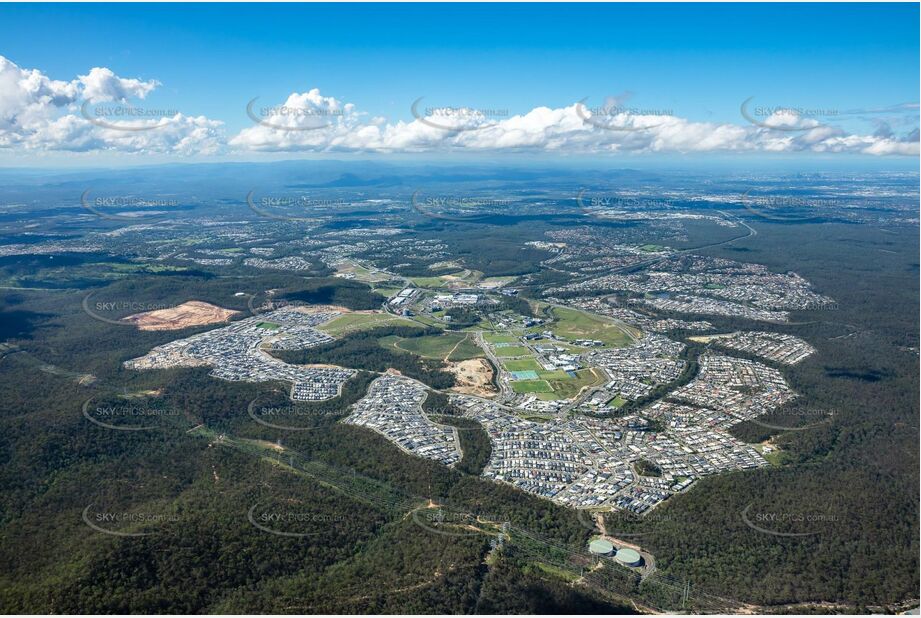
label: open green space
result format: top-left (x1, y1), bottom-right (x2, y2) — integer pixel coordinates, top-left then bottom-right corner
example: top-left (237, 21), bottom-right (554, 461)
top-left (409, 276), bottom-right (447, 288)
top-left (608, 395), bottom-right (628, 408)
top-left (545, 306), bottom-right (633, 347)
top-left (484, 333), bottom-right (519, 344)
top-left (382, 332), bottom-right (483, 361)
top-left (318, 312), bottom-right (420, 336)
top-left (256, 321), bottom-right (280, 330)
top-left (502, 358), bottom-right (542, 372)
top-left (99, 262), bottom-right (190, 274)
top-left (511, 379), bottom-right (553, 394)
top-left (536, 369), bottom-right (571, 381)
top-left (534, 368), bottom-right (606, 401)
top-left (494, 345), bottom-right (532, 358)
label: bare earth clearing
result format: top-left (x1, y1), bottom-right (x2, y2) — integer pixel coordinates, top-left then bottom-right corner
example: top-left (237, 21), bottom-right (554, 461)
top-left (122, 300), bottom-right (238, 331)
top-left (448, 358), bottom-right (497, 397)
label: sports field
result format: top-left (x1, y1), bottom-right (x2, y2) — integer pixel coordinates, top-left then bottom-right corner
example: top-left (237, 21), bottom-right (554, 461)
top-left (502, 358), bottom-right (542, 372)
top-left (511, 370), bottom-right (539, 380)
top-left (494, 345), bottom-right (532, 357)
top-left (511, 379), bottom-right (553, 394)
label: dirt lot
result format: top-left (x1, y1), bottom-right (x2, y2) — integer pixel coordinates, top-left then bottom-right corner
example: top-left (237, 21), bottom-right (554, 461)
top-left (447, 358), bottom-right (497, 397)
top-left (122, 300), bottom-right (238, 331)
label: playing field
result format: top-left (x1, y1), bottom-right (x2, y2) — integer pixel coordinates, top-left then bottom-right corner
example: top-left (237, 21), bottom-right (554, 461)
top-left (494, 345), bottom-right (532, 357)
top-left (609, 394), bottom-right (628, 408)
top-left (511, 379), bottom-right (553, 394)
top-left (510, 370), bottom-right (539, 380)
top-left (502, 358), bottom-right (542, 372)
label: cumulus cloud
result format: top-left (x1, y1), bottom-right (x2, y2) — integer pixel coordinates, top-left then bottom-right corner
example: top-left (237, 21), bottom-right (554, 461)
top-left (77, 67), bottom-right (159, 103)
top-left (0, 54), bottom-right (916, 158)
top-left (231, 91), bottom-right (919, 157)
top-left (0, 55), bottom-right (224, 154)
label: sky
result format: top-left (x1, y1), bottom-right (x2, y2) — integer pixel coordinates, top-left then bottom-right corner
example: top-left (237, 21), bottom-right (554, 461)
top-left (0, 2), bottom-right (918, 168)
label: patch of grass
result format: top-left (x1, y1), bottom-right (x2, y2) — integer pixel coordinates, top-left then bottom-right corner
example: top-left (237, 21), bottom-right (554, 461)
top-left (543, 368), bottom-right (605, 400)
top-left (409, 276), bottom-right (447, 288)
top-left (447, 337), bottom-right (484, 361)
top-left (484, 333), bottom-right (519, 344)
top-left (526, 561), bottom-right (580, 582)
top-left (502, 359), bottom-right (542, 372)
top-left (494, 345), bottom-right (532, 358)
top-left (256, 321), bottom-right (280, 330)
top-left (373, 286), bottom-right (404, 298)
top-left (319, 312), bottom-right (419, 336)
top-left (384, 333), bottom-right (482, 360)
top-left (547, 306), bottom-right (633, 347)
top-left (763, 449), bottom-right (789, 466)
top-left (609, 395), bottom-right (628, 408)
top-left (511, 379), bottom-right (553, 394)
top-left (536, 370), bottom-right (571, 381)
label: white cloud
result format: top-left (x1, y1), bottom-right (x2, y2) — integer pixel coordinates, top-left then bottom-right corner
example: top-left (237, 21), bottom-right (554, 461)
top-left (231, 92), bottom-right (919, 157)
top-left (0, 54), bottom-right (916, 158)
top-left (78, 67), bottom-right (159, 103)
top-left (0, 55), bottom-right (223, 155)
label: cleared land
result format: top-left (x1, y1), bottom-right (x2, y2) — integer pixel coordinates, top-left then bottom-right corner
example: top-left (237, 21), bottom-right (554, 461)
top-left (544, 306), bottom-right (634, 347)
top-left (318, 312), bottom-right (419, 336)
top-left (530, 367), bottom-right (607, 401)
top-left (383, 333), bottom-right (483, 361)
top-left (447, 358), bottom-right (497, 397)
top-left (121, 300), bottom-right (238, 331)
top-left (333, 259), bottom-right (392, 283)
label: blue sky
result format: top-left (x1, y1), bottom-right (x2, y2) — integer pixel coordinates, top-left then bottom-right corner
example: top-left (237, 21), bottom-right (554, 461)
top-left (0, 3), bottom-right (918, 166)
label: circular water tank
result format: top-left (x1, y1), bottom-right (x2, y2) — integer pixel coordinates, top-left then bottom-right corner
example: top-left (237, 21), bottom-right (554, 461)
top-left (615, 547), bottom-right (643, 567)
top-left (588, 539), bottom-right (614, 555)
